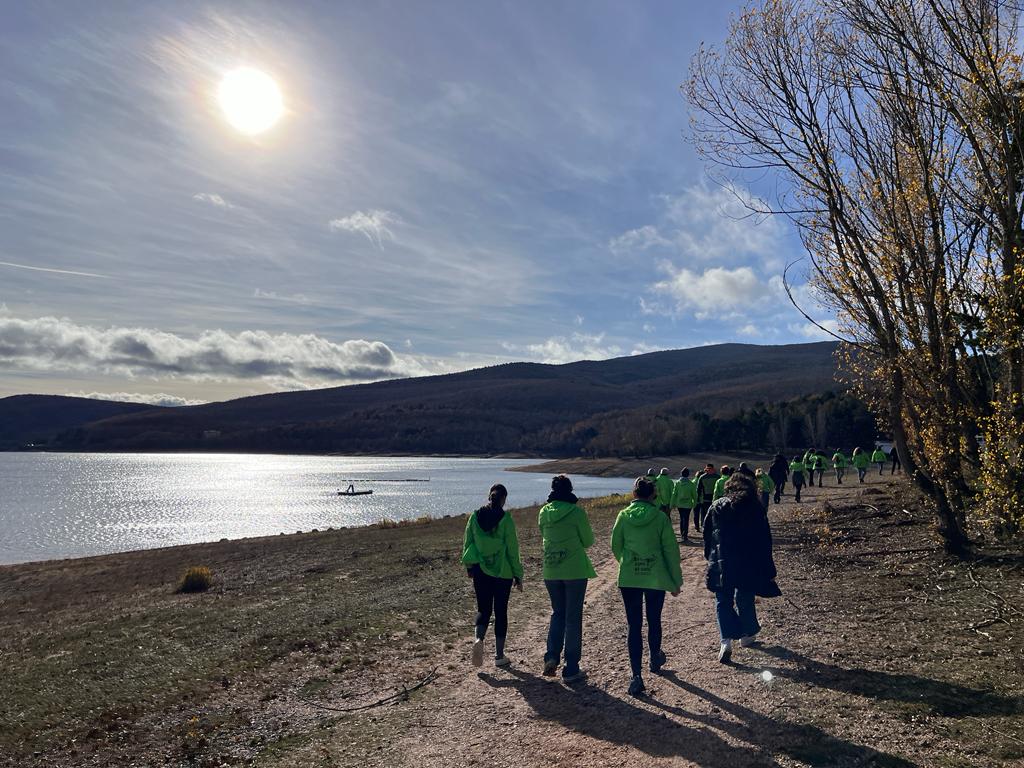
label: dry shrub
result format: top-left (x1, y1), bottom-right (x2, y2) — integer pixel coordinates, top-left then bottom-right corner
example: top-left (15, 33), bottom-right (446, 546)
top-left (176, 566), bottom-right (213, 594)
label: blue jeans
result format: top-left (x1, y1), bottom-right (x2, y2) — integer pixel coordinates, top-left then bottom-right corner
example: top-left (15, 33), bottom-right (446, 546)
top-left (857, 467), bottom-right (867, 482)
top-left (544, 579), bottom-right (587, 676)
top-left (715, 588), bottom-right (760, 641)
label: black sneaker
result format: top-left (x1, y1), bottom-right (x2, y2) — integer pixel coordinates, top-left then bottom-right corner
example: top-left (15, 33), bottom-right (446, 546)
top-left (627, 675), bottom-right (646, 697)
top-left (650, 650), bottom-right (667, 674)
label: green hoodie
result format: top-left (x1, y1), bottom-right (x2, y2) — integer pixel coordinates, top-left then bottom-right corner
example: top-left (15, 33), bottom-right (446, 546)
top-left (871, 449), bottom-right (888, 463)
top-left (713, 474), bottom-right (728, 501)
top-left (461, 511), bottom-right (524, 580)
top-left (611, 500), bottom-right (682, 591)
top-left (832, 451), bottom-right (848, 468)
top-left (538, 500), bottom-right (597, 580)
top-left (654, 473), bottom-right (675, 508)
top-left (790, 459), bottom-right (806, 479)
top-left (852, 450), bottom-right (870, 469)
top-left (697, 471), bottom-right (720, 502)
top-left (672, 477), bottom-right (697, 509)
top-left (758, 474), bottom-right (775, 494)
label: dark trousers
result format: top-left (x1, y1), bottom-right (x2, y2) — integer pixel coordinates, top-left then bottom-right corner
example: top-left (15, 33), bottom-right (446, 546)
top-left (857, 467), bottom-right (867, 482)
top-left (695, 501), bottom-right (710, 531)
top-left (715, 588), bottom-right (760, 641)
top-left (772, 480), bottom-right (785, 504)
top-left (544, 579), bottom-right (587, 676)
top-left (472, 570), bottom-right (513, 641)
top-left (792, 474), bottom-right (804, 502)
top-left (678, 507), bottom-right (694, 540)
top-left (620, 587), bottom-right (665, 677)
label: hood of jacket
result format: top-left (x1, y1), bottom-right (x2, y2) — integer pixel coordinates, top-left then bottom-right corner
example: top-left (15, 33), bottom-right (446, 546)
top-left (618, 500), bottom-right (661, 527)
top-left (539, 499), bottom-right (579, 525)
top-left (475, 504), bottom-right (505, 532)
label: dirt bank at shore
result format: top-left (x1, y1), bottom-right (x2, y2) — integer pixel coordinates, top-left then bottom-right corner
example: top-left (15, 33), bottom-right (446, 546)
top-left (2, 473), bottom-right (1021, 767)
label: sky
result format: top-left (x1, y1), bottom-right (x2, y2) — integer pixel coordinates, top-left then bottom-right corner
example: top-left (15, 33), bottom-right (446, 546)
top-left (0, 1), bottom-right (833, 406)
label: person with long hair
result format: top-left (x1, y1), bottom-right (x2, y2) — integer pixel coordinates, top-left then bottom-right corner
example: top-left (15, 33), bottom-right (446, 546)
top-left (461, 483), bottom-right (523, 668)
top-left (703, 472), bottom-right (781, 663)
top-left (611, 477), bottom-right (683, 696)
top-left (538, 475), bottom-right (596, 683)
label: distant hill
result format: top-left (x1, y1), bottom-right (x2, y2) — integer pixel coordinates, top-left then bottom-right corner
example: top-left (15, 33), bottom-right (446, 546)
top-left (0, 395), bottom-right (164, 449)
top-left (1, 342), bottom-right (851, 455)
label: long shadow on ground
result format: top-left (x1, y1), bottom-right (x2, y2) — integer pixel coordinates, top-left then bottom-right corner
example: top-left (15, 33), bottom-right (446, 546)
top-left (657, 670), bottom-right (918, 767)
top-left (478, 669), bottom-right (780, 767)
top-left (758, 645), bottom-right (1024, 717)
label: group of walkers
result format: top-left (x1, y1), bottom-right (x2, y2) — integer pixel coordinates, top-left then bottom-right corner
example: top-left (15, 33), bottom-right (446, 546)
top-left (460, 472), bottom-right (780, 696)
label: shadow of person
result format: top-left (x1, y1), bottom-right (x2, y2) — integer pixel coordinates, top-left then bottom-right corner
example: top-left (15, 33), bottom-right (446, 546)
top-left (658, 671), bottom-right (918, 767)
top-left (477, 668), bottom-right (781, 767)
top-left (757, 645), bottom-right (1024, 717)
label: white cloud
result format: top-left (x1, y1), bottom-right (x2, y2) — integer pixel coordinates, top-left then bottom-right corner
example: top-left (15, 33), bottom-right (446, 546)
top-left (609, 182), bottom-right (787, 269)
top-left (329, 209), bottom-right (398, 248)
top-left (653, 265), bottom-right (771, 319)
top-left (642, 323), bottom-right (656, 334)
top-left (64, 391), bottom-right (207, 407)
top-left (788, 320), bottom-right (841, 340)
top-left (0, 315), bottom-right (433, 388)
top-left (0, 260), bottom-right (108, 279)
top-left (608, 225), bottom-right (670, 255)
top-left (504, 332), bottom-right (623, 365)
top-left (192, 192), bottom-right (233, 209)
top-left (631, 342), bottom-right (662, 356)
top-left (253, 288), bottom-right (312, 305)
top-left (737, 323), bottom-right (761, 337)
top-left (574, 314), bottom-right (585, 326)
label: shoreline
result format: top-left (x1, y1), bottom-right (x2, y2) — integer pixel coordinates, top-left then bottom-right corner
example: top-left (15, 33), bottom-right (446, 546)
top-left (508, 451), bottom-right (776, 478)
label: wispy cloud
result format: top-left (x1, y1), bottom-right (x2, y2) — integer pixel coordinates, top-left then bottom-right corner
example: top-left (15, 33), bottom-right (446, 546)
top-left (0, 261), bottom-right (109, 279)
top-left (65, 391), bottom-right (207, 407)
top-left (192, 192), bottom-right (234, 209)
top-left (329, 210), bottom-right (399, 249)
top-left (253, 288), bottom-right (312, 305)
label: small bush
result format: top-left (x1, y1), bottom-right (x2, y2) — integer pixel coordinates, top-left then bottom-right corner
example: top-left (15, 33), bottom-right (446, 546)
top-left (176, 566), bottom-right (213, 594)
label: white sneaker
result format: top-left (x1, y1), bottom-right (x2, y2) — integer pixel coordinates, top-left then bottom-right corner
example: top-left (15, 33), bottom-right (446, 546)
top-left (494, 655), bottom-right (511, 668)
top-left (718, 639), bottom-right (733, 663)
top-left (739, 635), bottom-right (757, 647)
top-left (471, 638), bottom-right (484, 667)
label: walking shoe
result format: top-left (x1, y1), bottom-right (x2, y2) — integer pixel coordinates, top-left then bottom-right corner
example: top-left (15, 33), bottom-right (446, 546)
top-left (738, 635), bottom-right (758, 648)
top-left (718, 639), bottom-right (733, 664)
top-left (650, 650), bottom-right (667, 674)
top-left (627, 675), bottom-right (646, 697)
top-left (494, 655), bottom-right (512, 668)
top-left (562, 669), bottom-right (586, 684)
top-left (542, 658), bottom-right (558, 677)
top-left (471, 638), bottom-right (484, 667)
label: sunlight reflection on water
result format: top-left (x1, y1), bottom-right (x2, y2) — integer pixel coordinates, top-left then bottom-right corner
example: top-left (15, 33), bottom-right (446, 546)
top-left (0, 453), bottom-right (633, 564)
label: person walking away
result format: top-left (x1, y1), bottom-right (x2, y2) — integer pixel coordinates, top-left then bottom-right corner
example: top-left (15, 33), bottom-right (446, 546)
top-left (789, 456), bottom-right (807, 502)
top-left (852, 447), bottom-right (869, 483)
top-left (768, 453), bottom-right (788, 503)
top-left (461, 484), bottom-right (523, 668)
top-left (713, 465), bottom-right (733, 501)
top-left (611, 477), bottom-right (683, 696)
top-left (695, 463), bottom-right (719, 533)
top-left (737, 462), bottom-right (755, 479)
top-left (871, 446), bottom-right (888, 476)
top-left (703, 472), bottom-right (781, 663)
top-left (755, 468), bottom-right (774, 509)
top-left (655, 468), bottom-right (675, 517)
top-left (674, 468), bottom-right (698, 542)
top-left (890, 447), bottom-right (902, 474)
top-left (538, 475), bottom-right (595, 684)
top-left (832, 450), bottom-right (848, 485)
top-left (813, 451), bottom-right (827, 487)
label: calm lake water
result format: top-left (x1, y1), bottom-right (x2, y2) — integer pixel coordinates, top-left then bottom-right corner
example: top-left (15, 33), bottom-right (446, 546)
top-left (0, 453), bottom-right (633, 565)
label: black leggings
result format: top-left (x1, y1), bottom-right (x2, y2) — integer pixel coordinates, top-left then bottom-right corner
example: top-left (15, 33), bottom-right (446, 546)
top-left (620, 587), bottom-right (666, 677)
top-left (472, 570), bottom-right (513, 640)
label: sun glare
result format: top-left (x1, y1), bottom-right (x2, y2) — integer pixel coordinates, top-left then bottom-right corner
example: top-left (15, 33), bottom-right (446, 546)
top-left (217, 67), bottom-right (283, 135)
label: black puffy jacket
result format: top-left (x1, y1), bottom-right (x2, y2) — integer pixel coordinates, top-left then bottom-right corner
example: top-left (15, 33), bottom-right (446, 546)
top-left (768, 454), bottom-right (789, 485)
top-left (703, 490), bottom-right (781, 597)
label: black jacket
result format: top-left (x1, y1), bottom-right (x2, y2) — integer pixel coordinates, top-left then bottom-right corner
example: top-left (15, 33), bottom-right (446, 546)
top-left (768, 454), bottom-right (789, 484)
top-left (703, 491), bottom-right (781, 597)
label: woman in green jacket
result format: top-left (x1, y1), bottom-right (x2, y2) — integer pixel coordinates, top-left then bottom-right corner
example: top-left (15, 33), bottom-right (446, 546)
top-left (462, 484), bottom-right (523, 668)
top-left (871, 447), bottom-right (888, 476)
top-left (611, 477), bottom-right (683, 697)
top-left (852, 447), bottom-right (870, 483)
top-left (538, 475), bottom-right (596, 683)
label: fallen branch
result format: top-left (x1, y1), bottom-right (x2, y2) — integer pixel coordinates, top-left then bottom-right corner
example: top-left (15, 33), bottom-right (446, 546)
top-left (965, 716), bottom-right (1024, 747)
top-left (295, 668), bottom-right (439, 713)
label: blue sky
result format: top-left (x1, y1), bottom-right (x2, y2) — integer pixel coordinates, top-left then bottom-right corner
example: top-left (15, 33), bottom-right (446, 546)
top-left (0, 1), bottom-right (831, 405)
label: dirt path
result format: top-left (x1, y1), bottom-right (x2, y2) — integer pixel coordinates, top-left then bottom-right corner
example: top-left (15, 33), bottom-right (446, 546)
top-left (379, 478), bottom-right (1015, 768)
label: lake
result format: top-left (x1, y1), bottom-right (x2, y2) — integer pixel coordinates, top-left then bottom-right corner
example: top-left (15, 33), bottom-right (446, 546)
top-left (0, 453), bottom-right (634, 565)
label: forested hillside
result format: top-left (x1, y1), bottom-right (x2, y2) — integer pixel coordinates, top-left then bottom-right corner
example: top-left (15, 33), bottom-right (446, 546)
top-left (1, 342), bottom-right (875, 455)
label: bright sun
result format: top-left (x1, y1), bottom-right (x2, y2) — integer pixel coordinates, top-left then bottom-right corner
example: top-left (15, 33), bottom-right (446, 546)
top-left (217, 67), bottom-right (283, 135)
